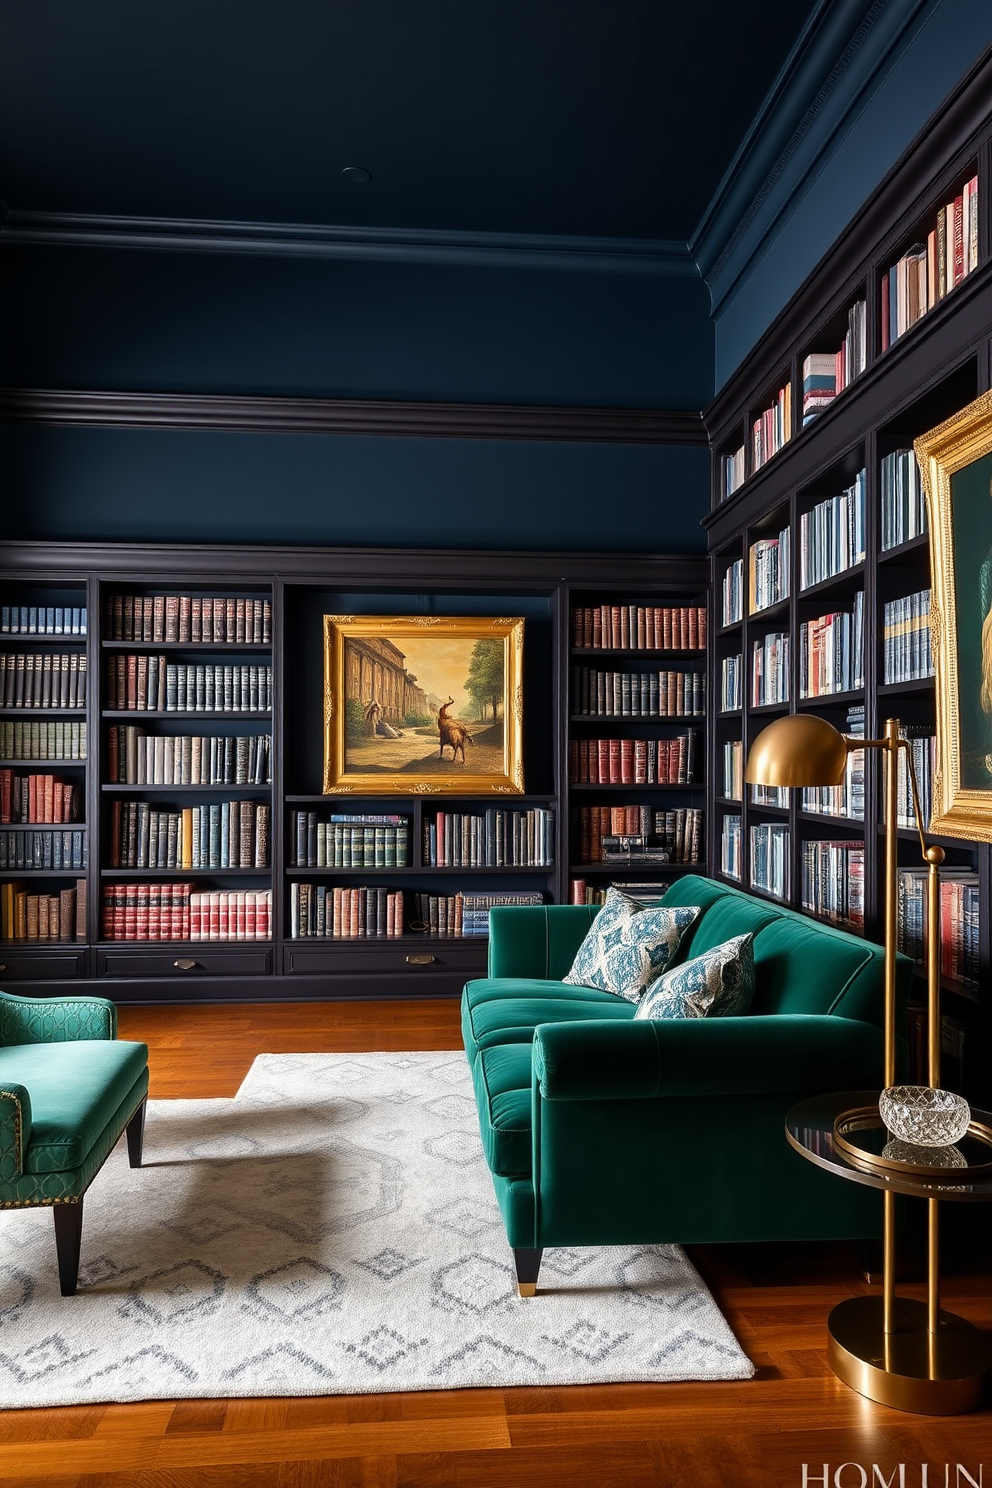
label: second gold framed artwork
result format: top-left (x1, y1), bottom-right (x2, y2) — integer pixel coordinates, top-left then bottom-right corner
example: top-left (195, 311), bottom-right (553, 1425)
top-left (323, 615), bottom-right (525, 795)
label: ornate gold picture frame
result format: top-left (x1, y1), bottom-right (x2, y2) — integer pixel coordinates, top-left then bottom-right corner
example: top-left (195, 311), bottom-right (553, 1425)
top-left (323, 615), bottom-right (525, 795)
top-left (916, 389), bottom-right (992, 840)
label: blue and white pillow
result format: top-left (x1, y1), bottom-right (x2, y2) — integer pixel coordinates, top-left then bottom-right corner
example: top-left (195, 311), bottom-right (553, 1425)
top-left (634, 933), bottom-right (755, 1020)
top-left (562, 886), bottom-right (700, 1003)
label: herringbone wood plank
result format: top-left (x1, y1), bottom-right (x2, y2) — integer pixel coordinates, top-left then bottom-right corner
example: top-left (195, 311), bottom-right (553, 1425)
top-left (4, 1001), bottom-right (991, 1488)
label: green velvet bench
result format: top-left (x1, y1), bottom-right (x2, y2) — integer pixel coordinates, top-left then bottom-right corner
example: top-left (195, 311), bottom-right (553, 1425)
top-left (461, 874), bottom-right (911, 1296)
top-left (0, 989), bottom-right (149, 1295)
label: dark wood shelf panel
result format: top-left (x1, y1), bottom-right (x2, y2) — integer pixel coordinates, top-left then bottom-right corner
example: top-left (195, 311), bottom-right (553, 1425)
top-left (0, 709), bottom-right (86, 719)
top-left (567, 782), bottom-right (702, 792)
top-left (747, 801), bottom-right (790, 816)
top-left (568, 714), bottom-right (705, 724)
top-left (0, 758), bottom-right (86, 768)
top-left (569, 861), bottom-right (705, 875)
top-left (286, 864), bottom-right (553, 875)
top-left (101, 783), bottom-right (271, 793)
top-left (877, 534), bottom-right (930, 563)
top-left (0, 869), bottom-right (88, 878)
top-left (102, 640), bottom-right (271, 653)
top-left (570, 648), bottom-right (706, 659)
top-left (100, 867), bottom-right (271, 877)
top-left (796, 688), bottom-right (865, 709)
top-left (797, 562), bottom-right (866, 600)
top-left (797, 811), bottom-right (865, 828)
top-left (102, 710), bottom-right (272, 720)
top-left (876, 677), bottom-right (935, 695)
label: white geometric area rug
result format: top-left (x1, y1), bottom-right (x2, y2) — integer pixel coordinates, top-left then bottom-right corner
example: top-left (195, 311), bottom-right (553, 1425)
top-left (0, 1051), bottom-right (754, 1407)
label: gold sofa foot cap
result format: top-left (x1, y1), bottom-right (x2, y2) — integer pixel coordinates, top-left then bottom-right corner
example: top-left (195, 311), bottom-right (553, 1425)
top-left (518, 1283), bottom-right (537, 1298)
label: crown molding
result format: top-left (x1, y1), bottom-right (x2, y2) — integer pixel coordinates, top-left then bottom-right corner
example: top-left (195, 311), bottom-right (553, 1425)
top-left (691, 0), bottom-right (936, 314)
top-left (0, 211), bottom-right (697, 278)
top-left (0, 388), bottom-right (708, 447)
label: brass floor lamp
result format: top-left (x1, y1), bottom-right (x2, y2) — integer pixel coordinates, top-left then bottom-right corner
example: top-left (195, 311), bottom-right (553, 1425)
top-left (747, 712), bottom-right (992, 1412)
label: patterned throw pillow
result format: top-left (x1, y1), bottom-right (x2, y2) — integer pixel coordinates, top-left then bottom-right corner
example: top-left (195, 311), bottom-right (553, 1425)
top-left (634, 933), bottom-right (755, 1021)
top-left (562, 886), bottom-right (700, 1003)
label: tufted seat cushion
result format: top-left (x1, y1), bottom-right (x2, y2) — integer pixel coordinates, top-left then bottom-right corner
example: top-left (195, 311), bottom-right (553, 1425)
top-left (0, 1040), bottom-right (149, 1174)
top-left (462, 977), bottom-right (633, 1063)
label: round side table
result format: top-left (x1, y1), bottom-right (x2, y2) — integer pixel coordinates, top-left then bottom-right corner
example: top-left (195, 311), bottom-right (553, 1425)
top-left (786, 1090), bottom-right (992, 1415)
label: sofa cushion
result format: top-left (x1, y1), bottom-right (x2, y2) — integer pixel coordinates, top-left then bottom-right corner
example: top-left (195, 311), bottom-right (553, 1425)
top-left (0, 1040), bottom-right (148, 1174)
top-left (635, 933), bottom-right (755, 1021)
top-left (462, 977), bottom-right (632, 1061)
top-left (470, 1042), bottom-right (534, 1178)
top-left (561, 887), bottom-right (700, 1001)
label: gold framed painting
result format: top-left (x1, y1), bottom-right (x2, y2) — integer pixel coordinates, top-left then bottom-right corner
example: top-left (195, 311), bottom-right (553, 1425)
top-left (323, 615), bottom-right (525, 795)
top-left (916, 388), bottom-right (992, 840)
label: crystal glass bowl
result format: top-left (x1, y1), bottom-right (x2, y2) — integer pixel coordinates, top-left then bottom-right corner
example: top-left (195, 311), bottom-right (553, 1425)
top-left (879, 1085), bottom-right (971, 1147)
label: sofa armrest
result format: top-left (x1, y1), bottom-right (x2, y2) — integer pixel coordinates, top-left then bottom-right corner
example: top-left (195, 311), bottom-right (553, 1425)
top-left (0, 989), bottom-right (117, 1045)
top-left (487, 905), bottom-right (599, 980)
top-left (0, 1084), bottom-right (32, 1177)
top-left (533, 1015), bottom-right (886, 1100)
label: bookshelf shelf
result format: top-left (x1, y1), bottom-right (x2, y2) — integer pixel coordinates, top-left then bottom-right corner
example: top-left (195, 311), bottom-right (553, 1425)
top-left (705, 52), bottom-right (991, 1103)
top-left (102, 710), bottom-right (272, 720)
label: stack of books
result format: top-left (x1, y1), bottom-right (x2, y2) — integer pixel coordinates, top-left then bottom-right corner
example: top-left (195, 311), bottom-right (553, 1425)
top-left (723, 445), bottom-right (746, 500)
top-left (0, 827), bottom-right (86, 870)
top-left (722, 740), bottom-right (743, 801)
top-left (0, 654), bottom-right (87, 708)
top-left (0, 770), bottom-right (80, 823)
top-left (882, 174), bottom-right (979, 349)
top-left (103, 593), bottom-right (271, 645)
top-left (290, 884), bottom-right (405, 938)
top-left (801, 840), bottom-right (864, 929)
top-left (751, 384), bottom-right (792, 473)
top-left (569, 731), bottom-right (699, 784)
top-left (749, 528), bottom-right (791, 613)
top-left (0, 720), bottom-right (86, 760)
top-left (424, 807), bottom-right (554, 867)
top-left (896, 725), bottom-right (936, 831)
top-left (571, 668), bottom-right (705, 718)
top-left (749, 823), bottom-right (789, 899)
top-left (721, 559), bottom-right (744, 625)
top-left (798, 471), bottom-right (866, 588)
top-left (751, 632), bottom-right (790, 706)
top-left (108, 799), bottom-right (269, 870)
top-left (107, 728), bottom-right (272, 785)
top-left (883, 590), bottom-right (934, 683)
top-left (897, 868), bottom-right (980, 994)
top-left (289, 813), bottom-right (411, 869)
top-left (0, 879), bottom-right (86, 941)
top-left (879, 450), bottom-right (926, 550)
top-left (571, 605), bottom-right (706, 650)
top-left (1, 606), bottom-right (87, 635)
top-left (105, 656), bottom-right (272, 713)
top-left (801, 705), bottom-right (865, 819)
top-left (800, 302), bottom-right (866, 426)
top-left (721, 813), bottom-right (742, 880)
top-left (720, 655), bottom-right (742, 711)
top-left (101, 883), bottom-right (272, 941)
top-left (798, 592), bottom-right (864, 698)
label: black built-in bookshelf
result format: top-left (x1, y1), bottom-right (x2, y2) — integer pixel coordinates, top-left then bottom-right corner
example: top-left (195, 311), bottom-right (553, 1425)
top-left (704, 47), bottom-right (992, 1105)
top-left (0, 547), bottom-right (707, 1002)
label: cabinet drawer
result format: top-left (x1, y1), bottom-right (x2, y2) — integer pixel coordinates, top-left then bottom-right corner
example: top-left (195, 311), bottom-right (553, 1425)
top-left (0, 951), bottom-right (86, 981)
top-left (284, 942), bottom-right (488, 977)
top-left (98, 948), bottom-right (272, 979)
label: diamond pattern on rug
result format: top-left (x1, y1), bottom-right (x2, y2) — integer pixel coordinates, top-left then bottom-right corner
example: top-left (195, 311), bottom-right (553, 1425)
top-left (0, 1050), bottom-right (754, 1407)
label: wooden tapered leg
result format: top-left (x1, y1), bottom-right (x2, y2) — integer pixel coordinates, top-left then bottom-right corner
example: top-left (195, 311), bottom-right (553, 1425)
top-left (126, 1097), bottom-right (147, 1167)
top-left (53, 1201), bottom-right (83, 1297)
top-left (513, 1247), bottom-right (543, 1298)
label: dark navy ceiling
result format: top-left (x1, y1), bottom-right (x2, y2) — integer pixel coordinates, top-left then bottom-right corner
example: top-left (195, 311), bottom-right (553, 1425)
top-left (0, 0), bottom-right (821, 241)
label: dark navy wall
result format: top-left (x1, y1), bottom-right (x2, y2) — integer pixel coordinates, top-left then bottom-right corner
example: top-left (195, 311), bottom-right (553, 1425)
top-left (713, 1), bottom-right (991, 388)
top-left (0, 243), bottom-right (713, 551)
top-left (0, 423), bottom-right (710, 553)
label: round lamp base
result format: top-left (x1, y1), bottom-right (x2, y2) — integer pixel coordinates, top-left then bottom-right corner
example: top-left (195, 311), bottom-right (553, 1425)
top-left (828, 1296), bottom-right (992, 1414)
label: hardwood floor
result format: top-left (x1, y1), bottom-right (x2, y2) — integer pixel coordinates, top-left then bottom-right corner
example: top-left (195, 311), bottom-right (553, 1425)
top-left (4, 999), bottom-right (992, 1488)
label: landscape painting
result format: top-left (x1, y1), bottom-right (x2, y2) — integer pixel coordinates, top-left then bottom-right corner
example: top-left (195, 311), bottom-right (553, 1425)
top-left (323, 615), bottom-right (525, 794)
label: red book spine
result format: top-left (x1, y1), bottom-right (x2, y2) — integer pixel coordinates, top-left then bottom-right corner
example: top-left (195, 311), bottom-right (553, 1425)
top-left (608, 738), bottom-right (621, 784)
top-left (619, 738), bottom-right (634, 785)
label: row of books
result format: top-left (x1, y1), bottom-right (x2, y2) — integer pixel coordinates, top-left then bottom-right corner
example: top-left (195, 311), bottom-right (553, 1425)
top-left (0, 653), bottom-right (88, 709)
top-left (721, 557), bottom-right (744, 626)
top-left (752, 383), bottom-right (792, 473)
top-left (751, 783), bottom-right (788, 807)
top-left (107, 727), bottom-right (272, 786)
top-left (882, 589), bottom-right (933, 684)
top-left (751, 632), bottom-right (790, 707)
top-left (568, 879), bottom-right (669, 907)
top-left (722, 445), bottom-right (746, 501)
top-left (880, 448), bottom-right (926, 551)
top-left (750, 528), bottom-right (791, 614)
top-left (722, 741), bottom-right (743, 801)
top-left (798, 593), bottom-right (865, 698)
top-left (1, 880), bottom-right (86, 941)
top-left (750, 822), bottom-right (790, 899)
top-left (101, 884), bottom-right (272, 941)
top-left (289, 813), bottom-right (411, 868)
top-left (411, 890), bottom-right (543, 937)
top-left (1, 607), bottom-right (87, 636)
top-left (881, 175), bottom-right (979, 349)
top-left (570, 605), bottom-right (706, 651)
top-left (720, 654), bottom-right (742, 711)
top-left (574, 806), bottom-right (703, 865)
top-left (0, 770), bottom-right (80, 824)
top-left (801, 705), bottom-right (865, 819)
top-left (721, 813), bottom-right (742, 880)
top-left (423, 808), bottom-right (555, 868)
top-left (103, 594), bottom-right (272, 645)
top-left (108, 799), bottom-right (270, 870)
top-left (800, 840), bottom-right (864, 930)
top-left (897, 868), bottom-right (979, 993)
top-left (800, 301), bottom-right (867, 426)
top-left (568, 731), bottom-right (700, 785)
top-left (105, 656), bottom-right (272, 713)
top-left (0, 720), bottom-right (86, 761)
top-left (571, 668), bottom-right (705, 718)
top-left (798, 470), bottom-right (866, 588)
top-left (896, 725), bottom-right (936, 831)
top-left (0, 828), bottom-right (87, 871)
top-left (290, 884), bottom-right (406, 938)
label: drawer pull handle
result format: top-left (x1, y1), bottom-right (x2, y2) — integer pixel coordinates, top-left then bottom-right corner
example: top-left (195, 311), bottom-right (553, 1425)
top-left (405, 953), bottom-right (436, 965)
top-left (173, 958), bottom-right (199, 971)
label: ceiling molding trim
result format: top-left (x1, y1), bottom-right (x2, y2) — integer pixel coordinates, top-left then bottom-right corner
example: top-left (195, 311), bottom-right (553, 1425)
top-left (691, 0), bottom-right (936, 314)
top-left (0, 388), bottom-right (709, 448)
top-left (0, 212), bottom-right (698, 278)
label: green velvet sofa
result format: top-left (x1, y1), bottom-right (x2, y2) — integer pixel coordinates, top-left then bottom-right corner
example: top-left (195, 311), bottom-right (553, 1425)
top-left (0, 989), bottom-right (149, 1295)
top-left (461, 874), bottom-right (911, 1295)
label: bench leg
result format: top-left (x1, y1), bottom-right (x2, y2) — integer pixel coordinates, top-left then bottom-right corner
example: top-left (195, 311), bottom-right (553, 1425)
top-left (126, 1097), bottom-right (147, 1168)
top-left (513, 1247), bottom-right (543, 1298)
top-left (54, 1201), bottom-right (83, 1297)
